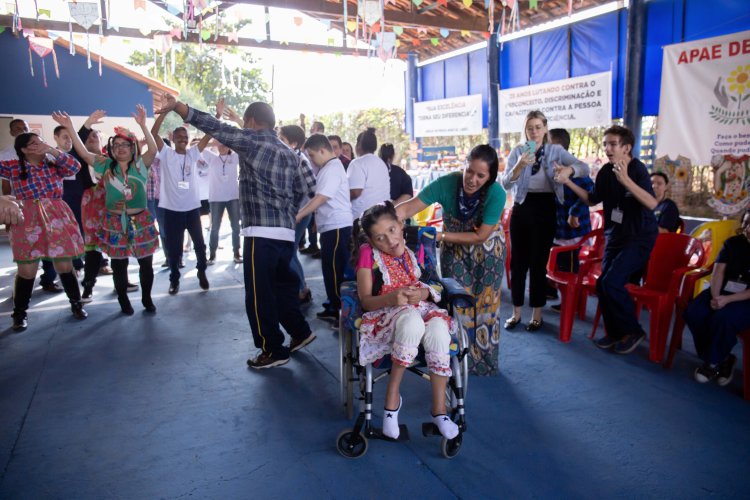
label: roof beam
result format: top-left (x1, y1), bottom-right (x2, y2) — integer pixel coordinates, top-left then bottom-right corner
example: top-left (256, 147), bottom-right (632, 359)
top-left (219, 0), bottom-right (489, 31)
top-left (0, 15), bottom-right (368, 57)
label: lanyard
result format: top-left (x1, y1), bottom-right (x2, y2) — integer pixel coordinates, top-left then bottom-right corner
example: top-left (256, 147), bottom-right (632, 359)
top-left (181, 153), bottom-right (188, 182)
top-left (393, 255), bottom-right (410, 276)
top-left (120, 163), bottom-right (129, 187)
top-left (219, 153), bottom-right (229, 176)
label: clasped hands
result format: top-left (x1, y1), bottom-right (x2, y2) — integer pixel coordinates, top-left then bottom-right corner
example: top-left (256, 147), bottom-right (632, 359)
top-left (388, 286), bottom-right (426, 307)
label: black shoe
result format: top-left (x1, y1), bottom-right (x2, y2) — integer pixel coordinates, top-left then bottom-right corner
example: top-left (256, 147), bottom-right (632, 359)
top-left (717, 355), bottom-right (737, 386)
top-left (310, 250), bottom-right (322, 259)
top-left (300, 245), bottom-right (319, 255)
top-left (694, 363), bottom-right (719, 384)
top-left (142, 299), bottom-right (157, 313)
top-left (247, 351), bottom-right (290, 369)
top-left (71, 302), bottom-right (88, 320)
top-left (118, 295), bottom-right (134, 315)
top-left (41, 282), bottom-right (64, 293)
top-left (613, 331), bottom-right (646, 355)
top-left (197, 270), bottom-right (209, 290)
top-left (504, 316), bottom-right (521, 330)
top-left (179, 259), bottom-right (185, 269)
top-left (81, 285), bottom-right (94, 304)
top-left (169, 282), bottom-right (179, 295)
top-left (525, 318), bottom-right (544, 332)
top-left (594, 336), bottom-right (618, 349)
top-left (208, 252), bottom-right (216, 266)
top-left (126, 282), bottom-right (139, 293)
top-left (161, 261), bottom-right (169, 268)
top-left (233, 254), bottom-right (243, 264)
top-left (290, 333), bottom-right (317, 353)
top-left (550, 304), bottom-right (562, 313)
top-left (316, 308), bottom-right (338, 321)
top-left (11, 312), bottom-right (27, 331)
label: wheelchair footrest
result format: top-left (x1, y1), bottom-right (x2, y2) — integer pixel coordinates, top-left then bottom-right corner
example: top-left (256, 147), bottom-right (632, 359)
top-left (422, 422), bottom-right (441, 438)
top-left (369, 425), bottom-right (410, 442)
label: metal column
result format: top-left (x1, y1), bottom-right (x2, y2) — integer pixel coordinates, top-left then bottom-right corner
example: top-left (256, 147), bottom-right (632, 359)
top-left (405, 52), bottom-right (419, 141)
top-left (488, 34), bottom-right (500, 149)
top-left (622, 0), bottom-right (647, 157)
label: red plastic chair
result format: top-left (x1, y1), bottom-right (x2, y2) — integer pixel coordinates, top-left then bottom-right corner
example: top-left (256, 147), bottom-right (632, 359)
top-left (501, 207), bottom-right (512, 289)
top-left (546, 228), bottom-right (605, 342)
top-left (625, 233), bottom-right (705, 363)
top-left (663, 264), bottom-right (714, 369)
top-left (590, 210), bottom-right (604, 230)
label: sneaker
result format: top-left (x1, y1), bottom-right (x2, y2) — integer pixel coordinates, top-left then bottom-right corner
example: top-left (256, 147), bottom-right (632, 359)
top-left (613, 331), bottom-right (646, 355)
top-left (207, 258), bottom-right (216, 266)
top-left (331, 318), bottom-right (340, 331)
top-left (694, 363), bottom-right (719, 384)
top-left (289, 333), bottom-right (317, 353)
top-left (81, 285), bottom-right (94, 303)
top-left (716, 355), bottom-right (737, 386)
top-left (41, 282), bottom-right (64, 293)
top-left (233, 254), bottom-right (243, 264)
top-left (594, 336), bottom-right (618, 349)
top-left (316, 308), bottom-right (338, 321)
top-left (99, 266), bottom-right (113, 275)
top-left (247, 351), bottom-right (290, 369)
top-left (300, 245), bottom-right (319, 255)
top-left (126, 282), bottom-right (139, 293)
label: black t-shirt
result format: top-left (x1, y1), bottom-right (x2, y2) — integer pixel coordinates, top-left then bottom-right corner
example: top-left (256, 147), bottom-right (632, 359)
top-left (654, 198), bottom-right (680, 232)
top-left (716, 235), bottom-right (750, 294)
top-left (589, 158), bottom-right (658, 246)
top-left (388, 164), bottom-right (414, 201)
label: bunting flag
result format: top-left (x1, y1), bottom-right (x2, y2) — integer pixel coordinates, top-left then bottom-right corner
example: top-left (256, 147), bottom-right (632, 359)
top-left (134, 0), bottom-right (146, 11)
top-left (69, 1), bottom-right (99, 67)
top-left (28, 36), bottom-right (60, 88)
top-left (463, 0), bottom-right (473, 7)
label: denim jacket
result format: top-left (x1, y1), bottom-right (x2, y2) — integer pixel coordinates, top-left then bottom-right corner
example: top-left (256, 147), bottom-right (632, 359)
top-left (501, 143), bottom-right (589, 205)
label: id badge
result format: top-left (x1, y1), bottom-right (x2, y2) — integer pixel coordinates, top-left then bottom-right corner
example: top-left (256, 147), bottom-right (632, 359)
top-left (178, 181), bottom-right (190, 190)
top-left (724, 280), bottom-right (748, 294)
top-left (123, 187), bottom-right (133, 201)
top-left (611, 208), bottom-right (624, 224)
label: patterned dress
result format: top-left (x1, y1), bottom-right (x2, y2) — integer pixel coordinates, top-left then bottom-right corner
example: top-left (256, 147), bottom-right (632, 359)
top-left (441, 213), bottom-right (506, 376)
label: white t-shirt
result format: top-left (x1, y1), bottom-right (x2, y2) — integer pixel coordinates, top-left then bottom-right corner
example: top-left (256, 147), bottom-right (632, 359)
top-left (0, 145), bottom-right (17, 162)
top-left (157, 145), bottom-right (202, 212)
top-left (202, 149), bottom-right (240, 202)
top-left (314, 158), bottom-right (352, 233)
top-left (347, 153), bottom-right (391, 221)
top-left (196, 156), bottom-right (210, 201)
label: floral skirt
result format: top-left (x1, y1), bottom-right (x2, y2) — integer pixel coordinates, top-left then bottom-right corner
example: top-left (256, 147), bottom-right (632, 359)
top-left (98, 210), bottom-right (159, 259)
top-left (81, 184), bottom-right (106, 250)
top-left (9, 199), bottom-right (84, 263)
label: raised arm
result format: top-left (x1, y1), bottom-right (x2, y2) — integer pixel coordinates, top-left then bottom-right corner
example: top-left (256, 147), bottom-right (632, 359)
top-left (132, 104), bottom-right (158, 167)
top-left (79, 109), bottom-right (106, 143)
top-left (51, 111), bottom-right (100, 167)
top-left (217, 97), bottom-right (244, 128)
top-left (395, 196), bottom-right (428, 220)
top-left (151, 112), bottom-right (168, 152)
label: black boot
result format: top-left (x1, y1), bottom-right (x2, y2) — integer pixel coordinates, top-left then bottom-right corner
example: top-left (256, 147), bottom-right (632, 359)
top-left (81, 250), bottom-right (103, 303)
top-left (59, 271), bottom-right (88, 320)
top-left (12, 276), bottom-right (35, 331)
top-left (139, 256), bottom-right (156, 313)
top-left (112, 259), bottom-right (134, 315)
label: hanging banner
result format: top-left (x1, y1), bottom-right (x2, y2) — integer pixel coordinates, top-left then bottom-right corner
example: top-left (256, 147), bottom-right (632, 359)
top-left (414, 94), bottom-right (483, 137)
top-left (656, 30), bottom-right (750, 164)
top-left (498, 71), bottom-right (611, 132)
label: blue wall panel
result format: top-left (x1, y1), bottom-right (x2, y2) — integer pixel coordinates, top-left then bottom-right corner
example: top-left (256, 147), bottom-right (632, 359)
top-left (421, 61), bottom-right (445, 101)
top-left (684, 0), bottom-right (750, 42)
top-left (500, 37), bottom-right (530, 89)
top-left (530, 27), bottom-right (569, 84)
top-left (617, 9), bottom-right (627, 118)
top-left (444, 55), bottom-right (469, 98)
top-left (469, 48), bottom-right (489, 127)
top-left (0, 32), bottom-right (154, 117)
top-left (642, 0), bottom-right (679, 116)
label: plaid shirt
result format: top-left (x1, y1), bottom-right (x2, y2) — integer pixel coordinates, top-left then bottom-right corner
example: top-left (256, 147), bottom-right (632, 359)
top-left (186, 107), bottom-right (316, 230)
top-left (147, 157), bottom-right (161, 200)
top-left (0, 152), bottom-right (80, 199)
top-left (555, 176), bottom-right (594, 241)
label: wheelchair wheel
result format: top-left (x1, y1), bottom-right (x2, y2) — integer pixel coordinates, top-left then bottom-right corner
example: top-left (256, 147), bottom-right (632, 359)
top-left (441, 433), bottom-right (463, 459)
top-left (336, 430), bottom-right (368, 459)
top-left (339, 325), bottom-right (354, 420)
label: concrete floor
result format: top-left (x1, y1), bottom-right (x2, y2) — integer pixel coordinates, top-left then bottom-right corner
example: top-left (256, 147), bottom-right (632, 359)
top-left (1, 222), bottom-right (749, 499)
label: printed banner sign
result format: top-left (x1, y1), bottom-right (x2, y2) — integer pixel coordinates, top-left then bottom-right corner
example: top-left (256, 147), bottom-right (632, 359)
top-left (498, 71), bottom-right (612, 132)
top-left (656, 30), bottom-right (750, 163)
top-left (414, 94), bottom-right (483, 137)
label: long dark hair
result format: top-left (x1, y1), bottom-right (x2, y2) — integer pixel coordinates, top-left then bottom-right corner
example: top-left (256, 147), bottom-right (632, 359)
top-left (360, 200), bottom-right (399, 238)
top-left (457, 144), bottom-right (499, 225)
top-left (379, 143), bottom-right (395, 165)
top-left (14, 133), bottom-right (40, 181)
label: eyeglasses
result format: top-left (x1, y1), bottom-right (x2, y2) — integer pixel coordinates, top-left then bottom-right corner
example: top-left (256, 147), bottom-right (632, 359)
top-left (112, 143), bottom-right (133, 150)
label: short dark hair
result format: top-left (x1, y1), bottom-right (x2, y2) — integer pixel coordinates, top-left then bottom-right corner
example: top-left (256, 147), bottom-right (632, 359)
top-left (356, 127), bottom-right (377, 155)
top-left (548, 128), bottom-right (570, 151)
top-left (9, 118), bottom-right (25, 131)
top-left (244, 102), bottom-right (276, 129)
top-left (650, 171), bottom-right (669, 184)
top-left (603, 125), bottom-right (635, 149)
top-left (173, 126), bottom-right (188, 136)
top-left (53, 125), bottom-right (66, 136)
top-left (311, 121), bottom-right (325, 133)
top-left (303, 133), bottom-right (333, 152)
top-left (327, 135), bottom-right (342, 147)
top-left (280, 125), bottom-right (305, 148)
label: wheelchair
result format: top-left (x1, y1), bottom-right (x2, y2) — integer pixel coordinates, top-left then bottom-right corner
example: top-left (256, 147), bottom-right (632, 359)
top-left (336, 226), bottom-right (477, 459)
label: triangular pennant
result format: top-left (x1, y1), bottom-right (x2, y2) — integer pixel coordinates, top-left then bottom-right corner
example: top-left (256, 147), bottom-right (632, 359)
top-left (134, 0), bottom-right (146, 11)
top-left (293, 16), bottom-right (303, 26)
top-left (463, 0), bottom-right (473, 7)
top-left (439, 28), bottom-right (449, 38)
top-left (347, 20), bottom-right (357, 32)
top-left (393, 26), bottom-right (404, 36)
top-left (430, 37), bottom-right (439, 46)
top-left (69, 2), bottom-right (99, 30)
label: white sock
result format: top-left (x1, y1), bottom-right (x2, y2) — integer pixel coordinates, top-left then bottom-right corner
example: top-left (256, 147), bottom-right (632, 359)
top-left (382, 397), bottom-right (402, 439)
top-left (432, 414), bottom-right (459, 440)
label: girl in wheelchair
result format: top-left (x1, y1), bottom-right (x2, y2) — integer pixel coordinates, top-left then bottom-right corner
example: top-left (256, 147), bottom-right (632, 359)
top-left (357, 201), bottom-right (459, 441)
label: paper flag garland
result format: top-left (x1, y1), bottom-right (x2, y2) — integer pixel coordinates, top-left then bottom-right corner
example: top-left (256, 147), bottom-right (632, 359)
top-left (69, 1), bottom-right (99, 68)
top-left (28, 36), bottom-right (59, 88)
top-left (440, 28), bottom-right (449, 38)
top-left (359, 0), bottom-right (381, 26)
top-left (346, 20), bottom-right (357, 32)
top-left (430, 38), bottom-right (439, 46)
top-left (463, 0), bottom-right (473, 7)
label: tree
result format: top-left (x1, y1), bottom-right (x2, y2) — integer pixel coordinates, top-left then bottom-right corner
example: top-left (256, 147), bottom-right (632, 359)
top-left (128, 41), bottom-right (269, 132)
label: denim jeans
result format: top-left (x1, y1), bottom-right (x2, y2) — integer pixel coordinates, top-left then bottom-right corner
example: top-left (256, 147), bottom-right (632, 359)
top-left (209, 199), bottom-right (241, 255)
top-left (290, 213), bottom-right (312, 292)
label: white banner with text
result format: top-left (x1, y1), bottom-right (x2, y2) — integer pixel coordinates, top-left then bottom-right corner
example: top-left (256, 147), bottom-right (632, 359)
top-left (656, 30), bottom-right (750, 164)
top-left (499, 71), bottom-right (612, 132)
top-left (414, 94), bottom-right (483, 137)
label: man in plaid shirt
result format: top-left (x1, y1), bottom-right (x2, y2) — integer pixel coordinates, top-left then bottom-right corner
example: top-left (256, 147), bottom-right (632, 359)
top-left (156, 94), bottom-right (317, 369)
